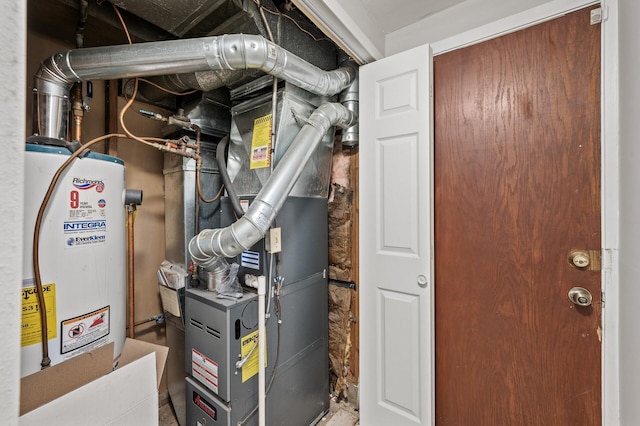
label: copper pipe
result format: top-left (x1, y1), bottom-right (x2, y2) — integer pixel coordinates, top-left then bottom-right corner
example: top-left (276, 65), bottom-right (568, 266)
top-left (126, 205), bottom-right (136, 339)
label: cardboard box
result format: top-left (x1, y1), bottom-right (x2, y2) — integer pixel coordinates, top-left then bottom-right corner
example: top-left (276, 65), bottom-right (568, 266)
top-left (19, 339), bottom-right (168, 425)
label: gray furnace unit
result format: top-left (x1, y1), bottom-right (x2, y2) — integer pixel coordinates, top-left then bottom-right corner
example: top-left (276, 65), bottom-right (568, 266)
top-left (185, 80), bottom-right (333, 425)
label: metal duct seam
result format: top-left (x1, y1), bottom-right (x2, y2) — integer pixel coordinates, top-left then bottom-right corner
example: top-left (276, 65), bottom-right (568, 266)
top-left (188, 102), bottom-right (356, 272)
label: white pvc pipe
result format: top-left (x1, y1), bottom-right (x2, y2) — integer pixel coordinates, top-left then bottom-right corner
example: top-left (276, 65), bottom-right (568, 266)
top-left (257, 275), bottom-right (266, 426)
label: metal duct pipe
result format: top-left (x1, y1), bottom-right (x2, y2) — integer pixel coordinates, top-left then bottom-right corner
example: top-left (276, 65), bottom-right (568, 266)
top-left (188, 102), bottom-right (356, 272)
top-left (339, 71), bottom-right (359, 146)
top-left (33, 34), bottom-right (357, 139)
top-left (32, 71), bottom-right (71, 140)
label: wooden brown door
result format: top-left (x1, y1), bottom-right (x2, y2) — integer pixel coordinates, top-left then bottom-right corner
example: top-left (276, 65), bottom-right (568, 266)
top-left (434, 7), bottom-right (601, 425)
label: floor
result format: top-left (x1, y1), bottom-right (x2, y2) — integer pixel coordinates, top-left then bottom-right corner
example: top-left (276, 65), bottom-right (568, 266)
top-left (317, 399), bottom-right (360, 426)
top-left (158, 402), bottom-right (179, 426)
top-left (159, 395), bottom-right (360, 425)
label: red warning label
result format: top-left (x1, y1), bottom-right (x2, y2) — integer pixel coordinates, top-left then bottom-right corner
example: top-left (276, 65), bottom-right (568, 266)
top-left (192, 349), bottom-right (219, 394)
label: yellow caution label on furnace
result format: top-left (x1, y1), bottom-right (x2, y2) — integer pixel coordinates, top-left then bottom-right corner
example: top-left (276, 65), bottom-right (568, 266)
top-left (250, 114), bottom-right (272, 170)
top-left (241, 330), bottom-right (267, 382)
top-left (21, 283), bottom-right (57, 347)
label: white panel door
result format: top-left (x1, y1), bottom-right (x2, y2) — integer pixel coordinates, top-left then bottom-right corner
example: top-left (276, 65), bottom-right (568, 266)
top-left (359, 44), bottom-right (433, 425)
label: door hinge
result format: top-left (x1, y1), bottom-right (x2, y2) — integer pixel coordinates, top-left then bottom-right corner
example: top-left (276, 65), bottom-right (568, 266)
top-left (590, 7), bottom-right (603, 25)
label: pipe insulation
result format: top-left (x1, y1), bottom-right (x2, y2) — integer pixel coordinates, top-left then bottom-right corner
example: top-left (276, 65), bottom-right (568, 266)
top-left (33, 34), bottom-right (357, 139)
top-left (188, 102), bottom-right (356, 272)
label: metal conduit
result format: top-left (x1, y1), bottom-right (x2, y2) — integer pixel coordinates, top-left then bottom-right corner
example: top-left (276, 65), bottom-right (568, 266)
top-left (188, 102), bottom-right (356, 272)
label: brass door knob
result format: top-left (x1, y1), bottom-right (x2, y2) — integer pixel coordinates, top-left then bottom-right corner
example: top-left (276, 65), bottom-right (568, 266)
top-left (568, 287), bottom-right (593, 307)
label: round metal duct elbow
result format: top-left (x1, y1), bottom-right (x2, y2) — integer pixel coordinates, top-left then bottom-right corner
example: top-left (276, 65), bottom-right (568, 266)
top-left (188, 205), bottom-right (271, 272)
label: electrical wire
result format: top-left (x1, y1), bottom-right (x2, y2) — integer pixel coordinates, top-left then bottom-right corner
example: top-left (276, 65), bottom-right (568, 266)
top-left (114, 5), bottom-right (197, 119)
top-left (257, 3), bottom-right (332, 43)
top-left (115, 7), bottom-right (215, 209)
top-left (112, 7), bottom-right (161, 150)
top-left (255, 0), bottom-right (276, 43)
top-left (111, 4), bottom-right (132, 44)
top-left (251, 0), bottom-right (279, 179)
top-left (114, 3), bottom-right (199, 153)
top-left (138, 77), bottom-right (198, 97)
top-left (254, 2), bottom-right (283, 291)
top-left (122, 79), bottom-right (197, 106)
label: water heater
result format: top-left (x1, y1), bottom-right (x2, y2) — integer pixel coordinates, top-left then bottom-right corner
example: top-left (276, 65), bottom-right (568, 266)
top-left (21, 143), bottom-right (127, 378)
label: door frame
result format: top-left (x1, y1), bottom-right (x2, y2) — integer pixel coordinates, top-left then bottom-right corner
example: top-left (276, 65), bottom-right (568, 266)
top-left (430, 0), bottom-right (619, 424)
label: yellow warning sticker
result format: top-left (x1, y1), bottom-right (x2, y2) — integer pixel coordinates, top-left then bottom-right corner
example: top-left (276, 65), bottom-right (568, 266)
top-left (250, 114), bottom-right (272, 170)
top-left (21, 283), bottom-right (57, 347)
top-left (241, 330), bottom-right (267, 382)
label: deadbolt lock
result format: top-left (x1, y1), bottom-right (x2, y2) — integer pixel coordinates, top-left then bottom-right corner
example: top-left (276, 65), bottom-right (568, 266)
top-left (568, 249), bottom-right (601, 271)
top-left (571, 251), bottom-right (590, 268)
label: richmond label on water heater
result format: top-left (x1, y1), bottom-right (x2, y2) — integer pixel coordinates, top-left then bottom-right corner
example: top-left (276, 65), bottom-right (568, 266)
top-left (64, 177), bottom-right (108, 249)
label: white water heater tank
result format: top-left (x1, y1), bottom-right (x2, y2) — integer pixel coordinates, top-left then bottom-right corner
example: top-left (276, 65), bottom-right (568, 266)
top-left (21, 144), bottom-right (127, 378)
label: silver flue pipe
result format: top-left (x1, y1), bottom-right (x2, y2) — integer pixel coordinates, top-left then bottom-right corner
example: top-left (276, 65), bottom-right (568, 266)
top-left (33, 34), bottom-right (357, 139)
top-left (339, 72), bottom-right (359, 146)
top-left (188, 102), bottom-right (356, 272)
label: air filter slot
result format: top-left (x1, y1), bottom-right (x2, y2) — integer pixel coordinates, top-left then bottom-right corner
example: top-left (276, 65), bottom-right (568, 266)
top-left (189, 318), bottom-right (204, 330)
top-left (205, 325), bottom-right (221, 339)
